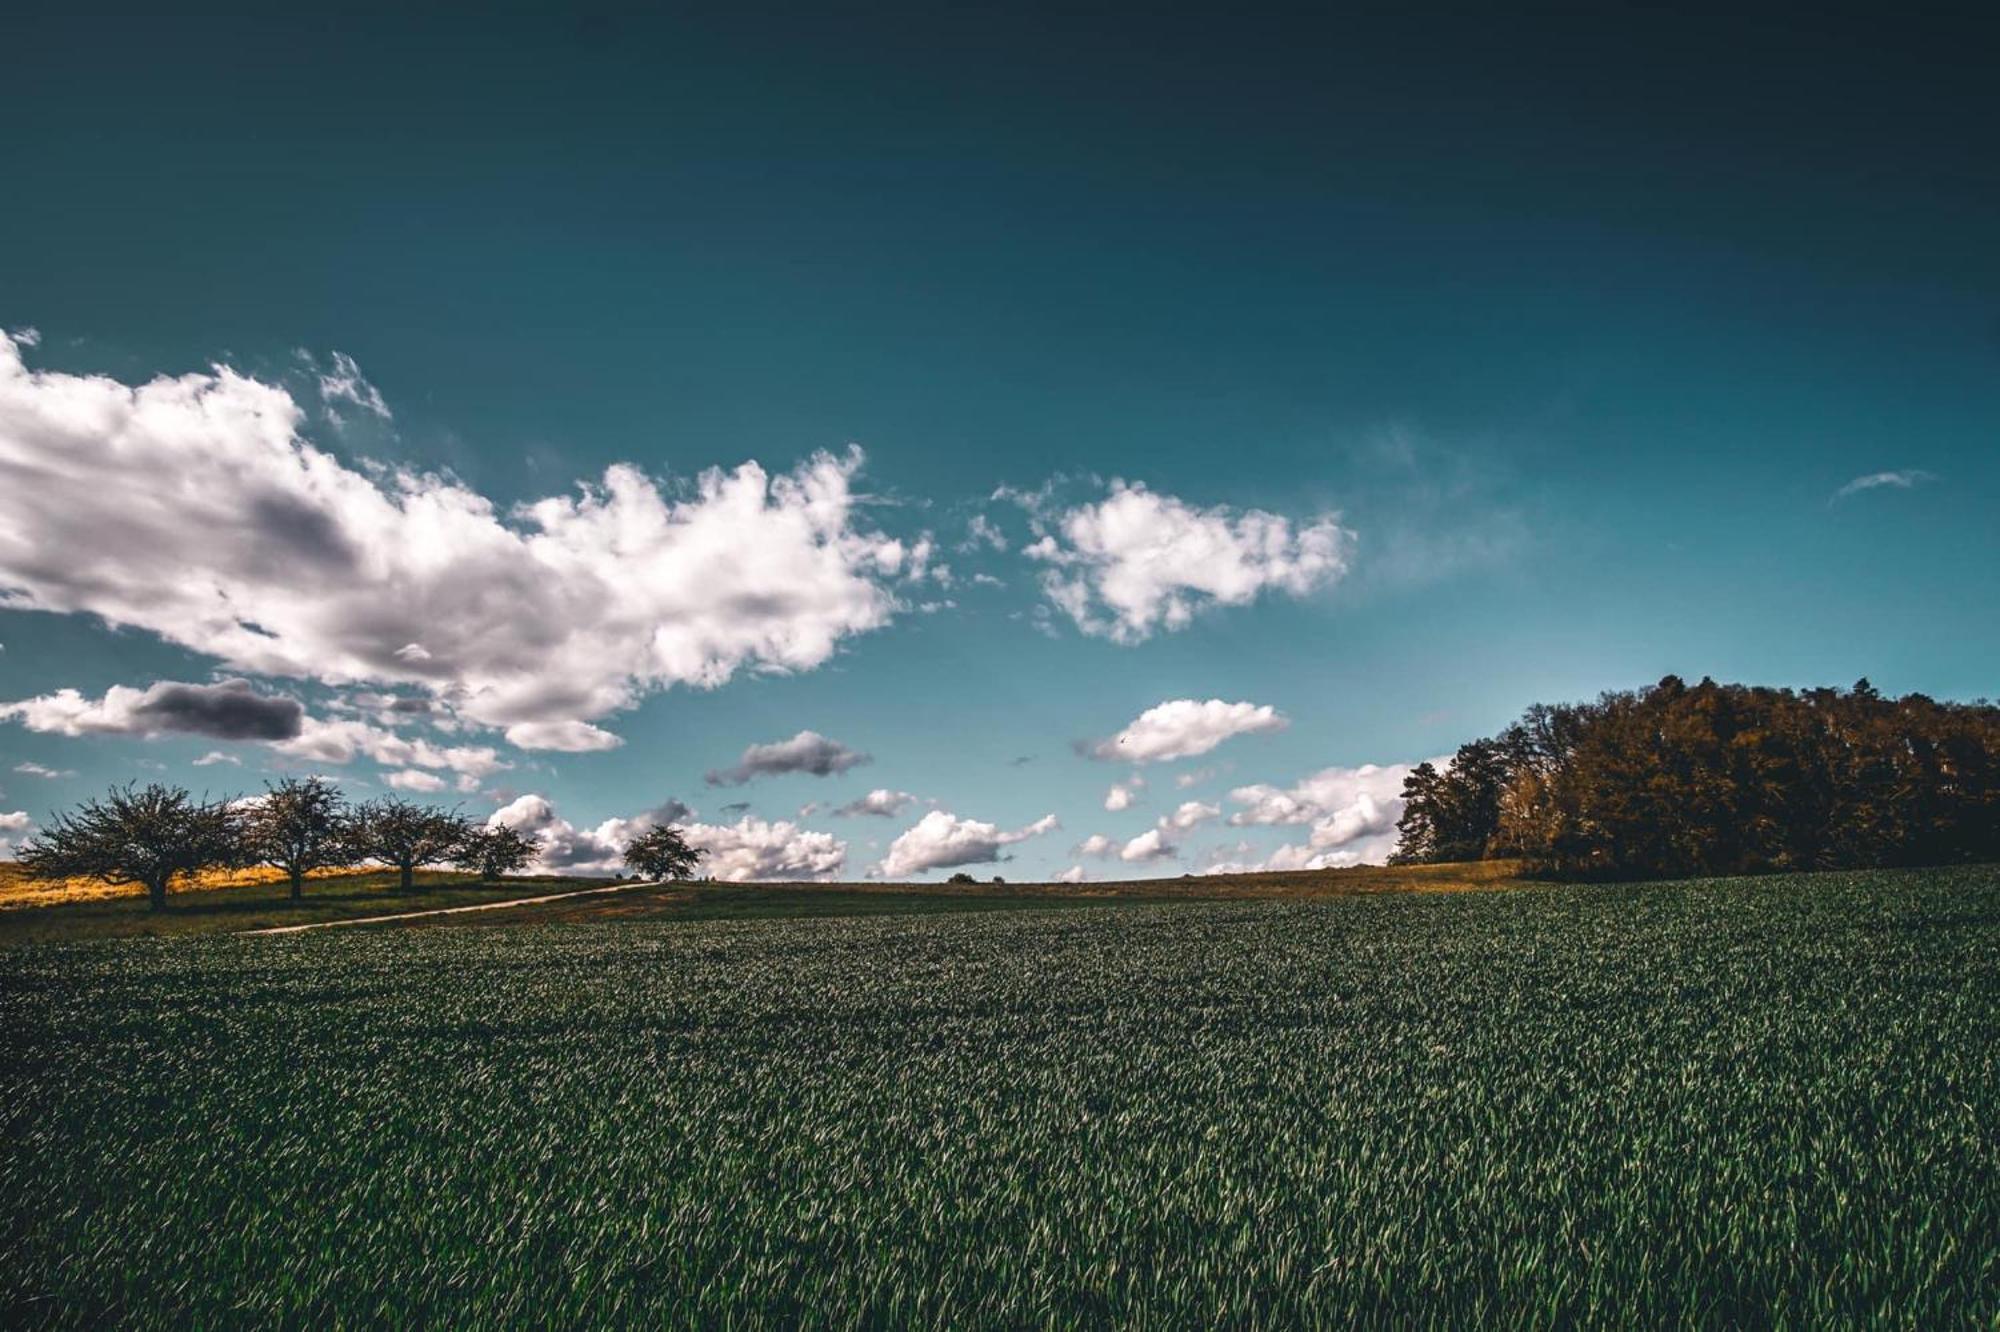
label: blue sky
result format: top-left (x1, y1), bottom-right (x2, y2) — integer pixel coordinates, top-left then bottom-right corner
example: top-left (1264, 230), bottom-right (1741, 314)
top-left (1, 5), bottom-right (1994, 879)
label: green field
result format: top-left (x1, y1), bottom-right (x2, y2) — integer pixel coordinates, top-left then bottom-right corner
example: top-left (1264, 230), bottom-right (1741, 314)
top-left (3, 866), bottom-right (1995, 1326)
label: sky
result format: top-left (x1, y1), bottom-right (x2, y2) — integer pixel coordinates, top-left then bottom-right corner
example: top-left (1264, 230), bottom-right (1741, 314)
top-left (1, 4), bottom-right (1995, 880)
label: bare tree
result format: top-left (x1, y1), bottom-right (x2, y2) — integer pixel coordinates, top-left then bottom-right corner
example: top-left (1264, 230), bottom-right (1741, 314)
top-left (352, 797), bottom-right (469, 892)
top-left (244, 776), bottom-right (353, 902)
top-left (19, 783), bottom-right (244, 911)
top-left (453, 824), bottom-right (537, 883)
top-left (622, 825), bottom-right (704, 881)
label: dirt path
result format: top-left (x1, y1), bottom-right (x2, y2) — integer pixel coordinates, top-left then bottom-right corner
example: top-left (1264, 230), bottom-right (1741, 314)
top-left (240, 880), bottom-right (662, 936)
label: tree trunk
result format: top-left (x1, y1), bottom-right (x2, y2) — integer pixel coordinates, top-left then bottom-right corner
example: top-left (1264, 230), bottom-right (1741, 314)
top-left (400, 863), bottom-right (415, 892)
top-left (148, 876), bottom-right (168, 912)
top-left (289, 869), bottom-right (304, 902)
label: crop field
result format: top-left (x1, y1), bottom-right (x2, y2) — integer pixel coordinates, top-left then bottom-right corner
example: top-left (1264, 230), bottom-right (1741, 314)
top-left (2, 866), bottom-right (1995, 1326)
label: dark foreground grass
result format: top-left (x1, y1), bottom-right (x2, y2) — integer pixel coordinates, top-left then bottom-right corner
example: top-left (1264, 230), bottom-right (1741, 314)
top-left (2, 866), bottom-right (1995, 1326)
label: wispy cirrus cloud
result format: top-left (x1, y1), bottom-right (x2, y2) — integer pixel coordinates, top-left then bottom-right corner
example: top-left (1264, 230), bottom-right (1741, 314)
top-left (1833, 469), bottom-right (1937, 503)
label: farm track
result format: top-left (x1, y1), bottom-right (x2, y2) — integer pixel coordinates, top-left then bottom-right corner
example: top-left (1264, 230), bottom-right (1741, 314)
top-left (239, 879), bottom-right (664, 935)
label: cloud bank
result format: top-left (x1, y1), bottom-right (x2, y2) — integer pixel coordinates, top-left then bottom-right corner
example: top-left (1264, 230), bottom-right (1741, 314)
top-left (0, 332), bottom-right (908, 749)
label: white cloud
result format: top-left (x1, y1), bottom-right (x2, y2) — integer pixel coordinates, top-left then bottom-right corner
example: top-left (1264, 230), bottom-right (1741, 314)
top-left (500, 720), bottom-right (622, 753)
top-left (191, 751), bottom-right (241, 767)
top-left (385, 769), bottom-right (447, 792)
top-left (12, 761), bottom-right (74, 779)
top-left (0, 809), bottom-right (32, 861)
top-left (1090, 698), bottom-right (1287, 764)
top-left (1054, 864), bottom-right (1089, 884)
top-left (1020, 481), bottom-right (1351, 641)
top-left (878, 809), bottom-right (1059, 878)
top-left (1074, 833), bottom-right (1116, 858)
top-left (959, 513), bottom-right (1008, 553)
top-left (834, 788), bottom-right (919, 818)
top-left (274, 717), bottom-right (506, 779)
top-left (0, 333), bottom-right (906, 748)
top-left (1160, 800), bottom-right (1220, 830)
top-left (488, 793), bottom-right (700, 875)
top-left (1104, 775), bottom-right (1144, 811)
top-left (707, 730), bottom-right (871, 786)
top-left (1833, 469), bottom-right (1937, 502)
top-left (1224, 759), bottom-right (1434, 868)
top-left (683, 815), bottom-right (847, 882)
top-left (313, 350), bottom-right (393, 422)
top-left (1118, 827), bottom-right (1176, 863)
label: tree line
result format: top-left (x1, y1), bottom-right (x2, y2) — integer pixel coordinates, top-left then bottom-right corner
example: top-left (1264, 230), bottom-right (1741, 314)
top-left (1391, 676), bottom-right (2000, 879)
top-left (16, 778), bottom-right (704, 910)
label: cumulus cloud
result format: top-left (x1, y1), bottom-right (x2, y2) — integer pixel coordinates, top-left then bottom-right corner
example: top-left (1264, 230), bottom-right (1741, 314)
top-left (706, 730), bottom-right (871, 787)
top-left (0, 333), bottom-right (908, 748)
top-left (0, 809), bottom-right (32, 860)
top-left (1090, 698), bottom-right (1288, 764)
top-left (1833, 469), bottom-right (1938, 502)
top-left (834, 788), bottom-right (919, 818)
top-left (1074, 833), bottom-right (1117, 858)
top-left (272, 717), bottom-right (506, 779)
top-left (1160, 800), bottom-right (1220, 831)
top-left (1019, 481), bottom-right (1351, 641)
top-left (488, 793), bottom-right (702, 874)
top-left (683, 815), bottom-right (847, 881)
top-left (1118, 827), bottom-right (1176, 863)
top-left (1104, 776), bottom-right (1144, 811)
top-left (1225, 759), bottom-right (1435, 869)
top-left (1055, 864), bottom-right (1089, 884)
top-left (500, 719), bottom-right (624, 753)
top-left (0, 679), bottom-right (305, 742)
top-left (191, 751), bottom-right (241, 767)
top-left (385, 769), bottom-right (447, 792)
top-left (878, 809), bottom-right (1059, 878)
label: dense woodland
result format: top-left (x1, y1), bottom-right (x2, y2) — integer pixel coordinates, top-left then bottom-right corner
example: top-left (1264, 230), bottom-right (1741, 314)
top-left (1392, 677), bottom-right (2000, 879)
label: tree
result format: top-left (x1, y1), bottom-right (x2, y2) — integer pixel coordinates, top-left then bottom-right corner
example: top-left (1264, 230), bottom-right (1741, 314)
top-left (622, 824), bottom-right (704, 881)
top-left (244, 776), bottom-right (352, 902)
top-left (454, 824), bottom-right (537, 883)
top-left (19, 783), bottom-right (244, 911)
top-left (1389, 677), bottom-right (2000, 879)
top-left (946, 871), bottom-right (978, 885)
top-left (352, 797), bottom-right (470, 892)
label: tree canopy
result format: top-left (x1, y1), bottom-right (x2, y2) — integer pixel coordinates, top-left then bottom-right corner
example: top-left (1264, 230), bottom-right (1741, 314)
top-left (623, 825), bottom-right (704, 882)
top-left (352, 798), bottom-right (471, 892)
top-left (1392, 677), bottom-right (2000, 879)
top-left (244, 776), bottom-right (353, 901)
top-left (454, 824), bottom-right (537, 882)
top-left (19, 783), bottom-right (245, 911)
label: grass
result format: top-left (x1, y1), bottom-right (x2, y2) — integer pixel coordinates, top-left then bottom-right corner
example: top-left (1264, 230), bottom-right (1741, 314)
top-left (0, 867), bottom-right (613, 945)
top-left (2, 864), bottom-right (1994, 1325)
